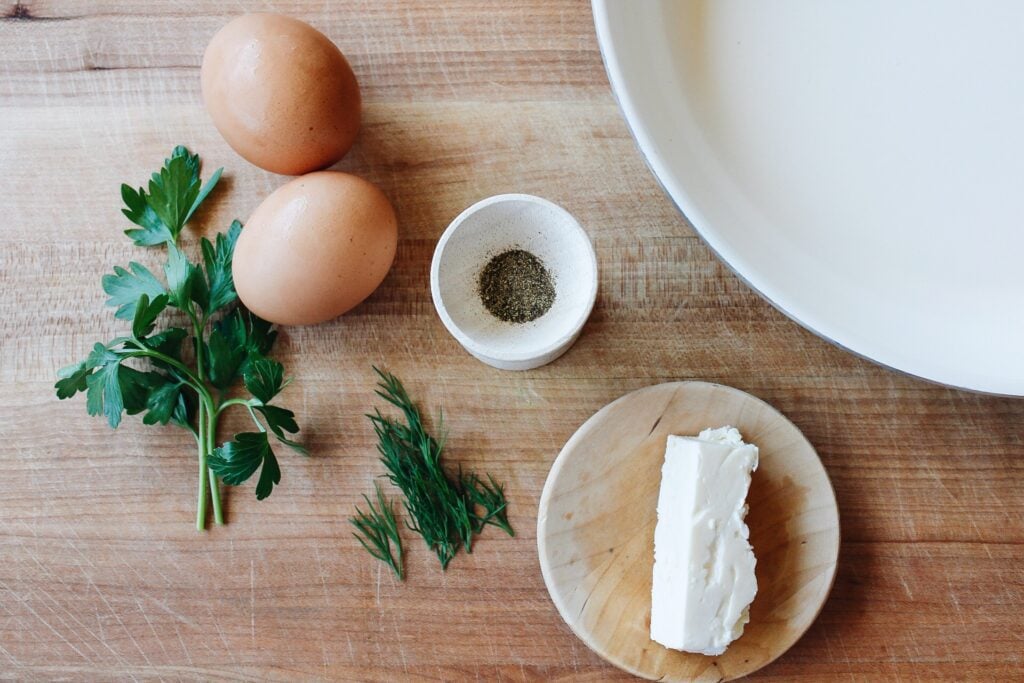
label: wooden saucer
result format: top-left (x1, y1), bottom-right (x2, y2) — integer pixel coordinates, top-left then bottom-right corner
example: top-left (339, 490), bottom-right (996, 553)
top-left (537, 382), bottom-right (840, 681)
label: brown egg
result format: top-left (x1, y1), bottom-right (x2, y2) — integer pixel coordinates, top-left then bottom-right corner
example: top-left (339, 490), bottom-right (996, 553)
top-left (201, 13), bottom-right (361, 175)
top-left (233, 172), bottom-right (397, 325)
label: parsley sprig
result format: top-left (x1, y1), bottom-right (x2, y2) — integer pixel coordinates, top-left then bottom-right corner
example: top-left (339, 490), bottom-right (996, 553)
top-left (352, 368), bottom-right (513, 577)
top-left (56, 147), bottom-right (307, 530)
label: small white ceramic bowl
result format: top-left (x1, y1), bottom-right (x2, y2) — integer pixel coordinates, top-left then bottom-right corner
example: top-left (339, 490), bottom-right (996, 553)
top-left (430, 194), bottom-right (598, 371)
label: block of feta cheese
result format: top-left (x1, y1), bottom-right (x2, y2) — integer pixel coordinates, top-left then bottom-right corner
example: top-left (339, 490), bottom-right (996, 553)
top-left (650, 426), bottom-right (759, 655)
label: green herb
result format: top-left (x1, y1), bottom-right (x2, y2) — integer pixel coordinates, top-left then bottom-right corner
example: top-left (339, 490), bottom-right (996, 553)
top-left (461, 471), bottom-right (513, 536)
top-left (55, 146), bottom-right (307, 530)
top-left (477, 248), bottom-right (555, 323)
top-left (354, 368), bottom-right (513, 573)
top-left (351, 483), bottom-right (404, 580)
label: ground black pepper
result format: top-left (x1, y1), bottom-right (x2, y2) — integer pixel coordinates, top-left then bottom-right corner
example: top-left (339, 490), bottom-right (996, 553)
top-left (477, 248), bottom-right (556, 323)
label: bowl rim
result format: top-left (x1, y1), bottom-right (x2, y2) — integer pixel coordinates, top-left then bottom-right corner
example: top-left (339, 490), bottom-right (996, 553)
top-left (430, 193), bottom-right (599, 364)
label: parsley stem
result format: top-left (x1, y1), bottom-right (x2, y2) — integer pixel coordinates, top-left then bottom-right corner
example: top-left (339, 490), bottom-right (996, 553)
top-left (206, 404), bottom-right (224, 525)
top-left (196, 400), bottom-right (208, 531)
top-left (191, 315), bottom-right (206, 384)
top-left (246, 405), bottom-right (267, 432)
top-left (208, 467), bottom-right (223, 524)
top-left (188, 312), bottom-right (222, 527)
top-left (217, 397), bottom-right (253, 415)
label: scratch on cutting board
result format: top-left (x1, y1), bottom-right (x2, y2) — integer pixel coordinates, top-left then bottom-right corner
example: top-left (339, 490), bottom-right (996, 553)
top-left (435, 6), bottom-right (455, 95)
top-left (836, 631), bottom-right (853, 668)
top-left (926, 468), bottom-right (958, 504)
top-left (969, 518), bottom-right (986, 544)
top-left (2, 582), bottom-right (89, 662)
top-left (133, 592), bottom-right (169, 661)
top-left (249, 559), bottom-right (256, 645)
top-left (391, 612), bottom-right (408, 675)
top-left (898, 573), bottom-right (914, 600)
top-left (0, 640), bottom-right (19, 667)
top-left (148, 597), bottom-right (199, 630)
top-left (115, 550), bottom-right (169, 662)
top-left (211, 613), bottom-right (234, 664)
top-left (175, 620), bottom-right (194, 666)
top-left (947, 576), bottom-right (968, 628)
top-left (20, 540), bottom-right (130, 669)
top-left (822, 630), bottom-right (837, 663)
top-left (314, 542), bottom-right (330, 603)
top-left (19, 549), bottom-right (103, 657)
top-left (374, 563), bottom-right (381, 607)
top-left (62, 538), bottom-right (151, 667)
top-left (62, 531), bottom-right (139, 660)
top-left (138, 552), bottom-right (175, 589)
top-left (313, 543), bottom-right (330, 670)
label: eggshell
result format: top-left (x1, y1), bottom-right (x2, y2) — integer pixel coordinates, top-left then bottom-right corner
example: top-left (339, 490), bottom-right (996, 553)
top-left (233, 172), bottom-right (398, 325)
top-left (201, 13), bottom-right (361, 175)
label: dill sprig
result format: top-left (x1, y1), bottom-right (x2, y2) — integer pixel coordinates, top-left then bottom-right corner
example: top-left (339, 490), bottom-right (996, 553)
top-left (357, 367), bottom-right (513, 572)
top-left (350, 482), bottom-right (404, 580)
top-left (463, 471), bottom-right (514, 537)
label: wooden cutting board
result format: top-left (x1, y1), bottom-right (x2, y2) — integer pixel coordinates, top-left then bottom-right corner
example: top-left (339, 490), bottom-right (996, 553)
top-left (1, 1), bottom-right (1023, 680)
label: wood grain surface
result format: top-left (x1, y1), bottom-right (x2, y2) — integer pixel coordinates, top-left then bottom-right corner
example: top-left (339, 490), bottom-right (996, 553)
top-left (1, 1), bottom-right (1022, 681)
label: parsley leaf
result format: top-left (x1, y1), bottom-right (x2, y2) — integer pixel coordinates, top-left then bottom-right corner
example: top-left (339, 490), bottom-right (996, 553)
top-left (131, 293), bottom-right (169, 339)
top-left (144, 327), bottom-right (188, 359)
top-left (208, 308), bottom-right (278, 385)
top-left (143, 379), bottom-right (184, 426)
top-left (215, 308), bottom-right (277, 360)
top-left (148, 147), bottom-right (197, 238)
top-left (148, 147), bottom-right (217, 243)
top-left (102, 263), bottom-right (167, 321)
top-left (190, 271), bottom-right (211, 314)
top-left (205, 325), bottom-right (246, 390)
top-left (121, 146), bottom-right (221, 246)
top-left (243, 356), bottom-right (284, 404)
top-left (55, 360), bottom-right (91, 400)
top-left (83, 343), bottom-right (137, 428)
top-left (202, 219), bottom-right (241, 314)
top-left (86, 361), bottom-right (123, 428)
top-left (208, 432), bottom-right (281, 500)
top-left (255, 404), bottom-right (296, 434)
top-left (182, 154), bottom-right (223, 225)
top-left (80, 344), bottom-right (165, 428)
top-left (119, 366), bottom-right (164, 417)
top-left (142, 328), bottom-right (191, 381)
top-left (164, 243), bottom-right (196, 310)
top-left (188, 168), bottom-right (223, 222)
top-left (254, 404), bottom-right (308, 455)
top-left (86, 342), bottom-right (124, 369)
top-left (170, 389), bottom-right (198, 431)
top-left (122, 184), bottom-right (172, 246)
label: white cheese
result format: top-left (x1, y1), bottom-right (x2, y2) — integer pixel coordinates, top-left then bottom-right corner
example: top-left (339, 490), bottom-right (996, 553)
top-left (650, 425), bottom-right (759, 656)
